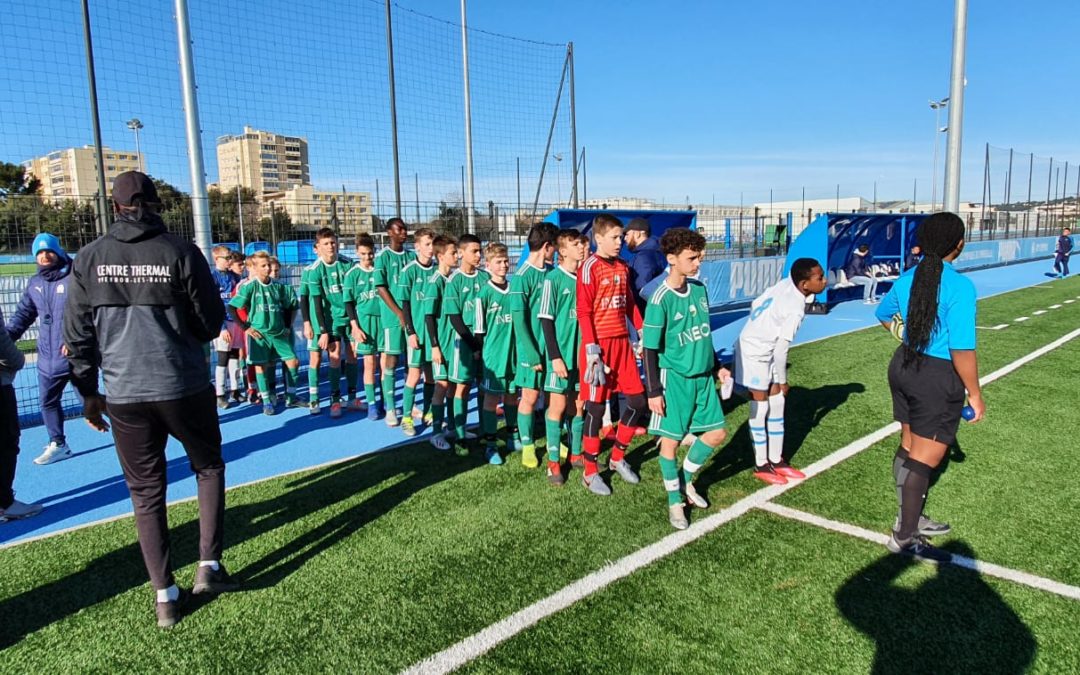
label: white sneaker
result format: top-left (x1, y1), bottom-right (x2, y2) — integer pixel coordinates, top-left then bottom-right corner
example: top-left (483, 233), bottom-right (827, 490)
top-left (34, 442), bottom-right (73, 465)
top-left (385, 409), bottom-right (400, 427)
top-left (685, 482), bottom-right (709, 509)
top-left (0, 499), bottom-right (43, 521)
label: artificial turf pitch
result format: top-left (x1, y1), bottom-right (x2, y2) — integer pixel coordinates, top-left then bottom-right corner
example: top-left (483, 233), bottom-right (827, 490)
top-left (1, 276), bottom-right (1078, 673)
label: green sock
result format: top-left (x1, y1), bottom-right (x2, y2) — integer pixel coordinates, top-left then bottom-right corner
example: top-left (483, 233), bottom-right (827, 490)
top-left (683, 438), bottom-right (715, 484)
top-left (423, 383), bottom-right (435, 414)
top-left (481, 408), bottom-right (498, 437)
top-left (365, 383), bottom-right (377, 407)
top-left (307, 363), bottom-right (320, 400)
top-left (382, 373), bottom-right (396, 411)
top-left (659, 455), bottom-right (683, 506)
top-left (286, 366), bottom-right (299, 397)
top-left (517, 411), bottom-right (533, 447)
top-left (402, 385), bottom-right (416, 418)
top-left (328, 366), bottom-right (341, 402)
top-left (432, 402), bottom-right (445, 433)
top-left (255, 372), bottom-right (270, 401)
top-left (345, 362), bottom-right (359, 396)
top-left (570, 415), bottom-right (584, 457)
top-left (453, 397), bottom-right (467, 439)
top-left (545, 417), bottom-right (562, 463)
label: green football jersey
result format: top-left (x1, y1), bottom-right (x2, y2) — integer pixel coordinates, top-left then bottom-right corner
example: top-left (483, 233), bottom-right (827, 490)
top-left (422, 270), bottom-right (456, 354)
top-left (309, 257), bottom-right (352, 330)
top-left (373, 247), bottom-right (416, 328)
top-left (445, 268), bottom-right (486, 330)
top-left (509, 261), bottom-right (548, 358)
top-left (343, 263), bottom-right (381, 318)
top-left (642, 279), bottom-right (714, 377)
top-left (229, 277), bottom-right (297, 337)
top-left (475, 279), bottom-right (515, 379)
top-left (299, 261), bottom-right (323, 332)
top-left (398, 258), bottom-right (436, 343)
top-left (536, 266), bottom-right (580, 368)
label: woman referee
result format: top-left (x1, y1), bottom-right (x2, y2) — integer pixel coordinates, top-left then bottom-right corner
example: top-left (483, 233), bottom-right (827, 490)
top-left (875, 212), bottom-right (985, 563)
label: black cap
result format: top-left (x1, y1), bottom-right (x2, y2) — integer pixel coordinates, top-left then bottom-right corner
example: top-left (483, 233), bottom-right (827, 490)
top-left (625, 217), bottom-right (650, 235)
top-left (111, 171), bottom-right (160, 206)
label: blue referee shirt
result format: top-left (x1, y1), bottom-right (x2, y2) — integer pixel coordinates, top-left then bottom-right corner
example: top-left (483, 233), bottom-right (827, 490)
top-left (876, 261), bottom-right (976, 361)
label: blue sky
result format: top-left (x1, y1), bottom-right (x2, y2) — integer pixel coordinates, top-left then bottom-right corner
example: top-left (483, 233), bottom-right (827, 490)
top-left (2, 0), bottom-right (1078, 207)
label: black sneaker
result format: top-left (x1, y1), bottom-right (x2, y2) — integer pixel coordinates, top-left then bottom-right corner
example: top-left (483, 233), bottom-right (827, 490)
top-left (894, 513), bottom-right (952, 537)
top-left (156, 589), bottom-right (189, 629)
top-left (886, 534), bottom-right (952, 563)
top-left (216, 395), bottom-right (230, 410)
top-left (192, 564), bottom-right (240, 595)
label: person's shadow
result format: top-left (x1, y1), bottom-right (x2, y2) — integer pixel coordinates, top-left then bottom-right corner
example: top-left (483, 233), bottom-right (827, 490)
top-left (0, 444), bottom-right (481, 648)
top-left (836, 541), bottom-right (1036, 674)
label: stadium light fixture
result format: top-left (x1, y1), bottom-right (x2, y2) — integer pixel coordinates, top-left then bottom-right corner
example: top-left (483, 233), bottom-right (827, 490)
top-left (126, 118), bottom-right (144, 172)
top-left (929, 98), bottom-right (949, 211)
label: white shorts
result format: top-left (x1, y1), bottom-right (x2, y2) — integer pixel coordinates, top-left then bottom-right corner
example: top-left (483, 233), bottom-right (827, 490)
top-left (734, 346), bottom-right (778, 392)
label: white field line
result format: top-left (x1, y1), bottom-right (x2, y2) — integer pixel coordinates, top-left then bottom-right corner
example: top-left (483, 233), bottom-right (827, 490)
top-left (1065, 299), bottom-right (1076, 304)
top-left (1033, 310), bottom-right (1047, 315)
top-left (402, 327), bottom-right (1080, 675)
top-left (1049, 304), bottom-right (1063, 309)
top-left (1014, 317), bottom-right (1030, 322)
top-left (757, 502), bottom-right (1080, 602)
top-left (977, 324), bottom-right (1009, 330)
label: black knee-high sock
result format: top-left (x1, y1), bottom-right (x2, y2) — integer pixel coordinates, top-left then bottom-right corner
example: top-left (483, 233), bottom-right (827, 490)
top-left (893, 445), bottom-right (910, 507)
top-left (897, 457), bottom-right (932, 542)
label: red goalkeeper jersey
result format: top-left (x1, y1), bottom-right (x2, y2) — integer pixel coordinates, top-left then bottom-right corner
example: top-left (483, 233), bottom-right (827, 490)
top-left (576, 254), bottom-right (643, 345)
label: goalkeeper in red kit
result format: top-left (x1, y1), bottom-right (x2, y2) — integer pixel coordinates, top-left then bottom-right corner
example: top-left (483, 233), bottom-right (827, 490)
top-left (577, 213), bottom-right (647, 496)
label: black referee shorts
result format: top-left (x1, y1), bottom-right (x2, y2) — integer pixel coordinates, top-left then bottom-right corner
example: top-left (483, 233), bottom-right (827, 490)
top-left (887, 348), bottom-right (965, 446)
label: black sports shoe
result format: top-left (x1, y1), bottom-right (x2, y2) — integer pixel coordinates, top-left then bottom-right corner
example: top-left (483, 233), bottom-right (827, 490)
top-left (893, 513), bottom-right (952, 537)
top-left (886, 534), bottom-right (952, 563)
top-left (156, 589), bottom-right (189, 629)
top-left (192, 564), bottom-right (240, 595)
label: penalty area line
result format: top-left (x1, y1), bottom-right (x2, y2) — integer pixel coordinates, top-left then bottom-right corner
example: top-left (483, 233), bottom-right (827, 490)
top-left (402, 327), bottom-right (1080, 675)
top-left (757, 502), bottom-right (1080, 602)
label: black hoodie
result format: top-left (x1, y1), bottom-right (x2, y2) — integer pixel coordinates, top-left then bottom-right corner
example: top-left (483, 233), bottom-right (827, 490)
top-left (63, 211), bottom-right (224, 403)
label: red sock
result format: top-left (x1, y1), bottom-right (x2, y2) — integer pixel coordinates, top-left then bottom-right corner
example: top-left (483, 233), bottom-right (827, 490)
top-left (548, 460), bottom-right (560, 473)
top-left (583, 436), bottom-right (601, 477)
top-left (615, 423), bottom-right (635, 447)
top-left (610, 443), bottom-right (626, 464)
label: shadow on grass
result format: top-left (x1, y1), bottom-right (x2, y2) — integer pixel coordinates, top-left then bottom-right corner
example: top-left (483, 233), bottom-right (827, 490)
top-left (836, 541), bottom-right (1036, 674)
top-left (692, 382), bottom-right (866, 494)
top-left (0, 443), bottom-right (480, 647)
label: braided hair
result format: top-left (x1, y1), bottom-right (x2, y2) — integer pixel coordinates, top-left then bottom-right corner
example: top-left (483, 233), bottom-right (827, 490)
top-left (903, 212), bottom-right (966, 366)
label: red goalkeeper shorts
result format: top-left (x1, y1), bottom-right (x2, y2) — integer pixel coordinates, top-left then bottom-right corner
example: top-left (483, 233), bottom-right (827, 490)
top-left (579, 336), bottom-right (644, 404)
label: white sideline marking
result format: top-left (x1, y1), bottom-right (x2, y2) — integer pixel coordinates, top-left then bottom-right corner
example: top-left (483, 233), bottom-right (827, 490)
top-left (757, 503), bottom-right (1080, 602)
top-left (1065, 299), bottom-right (1076, 304)
top-left (1033, 310), bottom-right (1047, 315)
top-left (1049, 304), bottom-right (1063, 309)
top-left (1014, 317), bottom-right (1030, 322)
top-left (977, 324), bottom-right (1009, 331)
top-left (403, 328), bottom-right (1080, 675)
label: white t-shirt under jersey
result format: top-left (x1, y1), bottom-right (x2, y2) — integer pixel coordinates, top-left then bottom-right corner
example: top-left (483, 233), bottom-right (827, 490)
top-left (737, 277), bottom-right (808, 361)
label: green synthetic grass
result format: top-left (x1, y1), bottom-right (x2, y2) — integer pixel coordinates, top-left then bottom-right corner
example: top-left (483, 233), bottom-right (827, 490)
top-left (0, 262), bottom-right (36, 276)
top-left (0, 277), bottom-right (1077, 672)
top-left (464, 513), bottom-right (1080, 674)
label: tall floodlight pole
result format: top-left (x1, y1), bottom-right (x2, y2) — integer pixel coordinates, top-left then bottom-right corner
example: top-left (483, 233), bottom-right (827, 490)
top-left (385, 0), bottom-right (402, 217)
top-left (942, 0), bottom-right (968, 213)
top-left (175, 0), bottom-right (212, 258)
top-left (568, 42), bottom-right (579, 208)
top-left (81, 0), bottom-right (111, 235)
top-left (929, 98), bottom-right (948, 211)
top-left (236, 159), bottom-right (245, 250)
top-left (127, 118), bottom-right (144, 172)
top-left (460, 0), bottom-right (476, 233)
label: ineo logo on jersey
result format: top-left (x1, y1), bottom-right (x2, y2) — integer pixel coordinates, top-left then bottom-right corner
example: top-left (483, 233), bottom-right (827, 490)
top-left (676, 322), bottom-right (711, 346)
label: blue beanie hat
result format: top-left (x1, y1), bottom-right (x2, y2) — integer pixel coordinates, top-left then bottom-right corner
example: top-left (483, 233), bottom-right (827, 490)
top-left (32, 232), bottom-right (66, 259)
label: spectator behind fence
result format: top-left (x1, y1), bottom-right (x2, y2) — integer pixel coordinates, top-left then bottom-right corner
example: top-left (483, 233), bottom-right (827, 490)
top-left (623, 218), bottom-right (665, 310)
top-left (904, 244), bottom-right (922, 271)
top-left (6, 232), bottom-right (79, 465)
top-left (63, 171), bottom-right (238, 629)
top-left (845, 244), bottom-right (879, 304)
top-left (0, 305), bottom-right (42, 523)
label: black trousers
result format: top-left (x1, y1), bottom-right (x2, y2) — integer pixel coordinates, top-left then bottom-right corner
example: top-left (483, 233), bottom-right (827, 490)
top-left (0, 385), bottom-right (20, 509)
top-left (108, 386), bottom-right (225, 590)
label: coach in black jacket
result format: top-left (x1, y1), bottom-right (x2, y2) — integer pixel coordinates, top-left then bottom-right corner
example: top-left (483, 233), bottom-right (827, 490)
top-left (64, 171), bottom-right (238, 628)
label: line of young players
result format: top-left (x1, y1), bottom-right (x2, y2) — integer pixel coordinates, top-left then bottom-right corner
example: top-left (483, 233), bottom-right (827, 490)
top-left (211, 216), bottom-right (830, 530)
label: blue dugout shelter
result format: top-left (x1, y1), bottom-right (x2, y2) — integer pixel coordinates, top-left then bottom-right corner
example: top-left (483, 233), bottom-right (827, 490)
top-left (520, 208), bottom-right (697, 268)
top-left (784, 213), bottom-right (929, 304)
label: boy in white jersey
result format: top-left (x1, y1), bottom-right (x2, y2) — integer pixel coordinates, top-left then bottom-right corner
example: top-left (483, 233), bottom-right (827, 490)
top-left (734, 258), bottom-right (826, 485)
